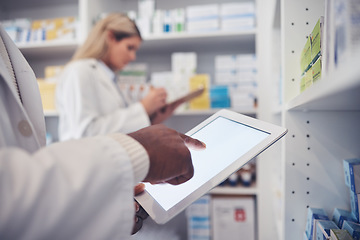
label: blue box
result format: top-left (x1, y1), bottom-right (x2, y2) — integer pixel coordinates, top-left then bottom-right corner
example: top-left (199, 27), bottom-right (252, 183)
top-left (210, 85), bottom-right (230, 108)
top-left (305, 208), bottom-right (329, 239)
top-left (316, 220), bottom-right (339, 240)
top-left (333, 208), bottom-right (357, 228)
top-left (342, 220), bottom-right (360, 240)
top-left (350, 190), bottom-right (360, 222)
top-left (343, 159), bottom-right (360, 194)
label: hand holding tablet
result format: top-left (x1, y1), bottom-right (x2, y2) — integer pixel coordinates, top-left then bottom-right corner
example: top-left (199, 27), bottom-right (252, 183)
top-left (135, 109), bottom-right (287, 224)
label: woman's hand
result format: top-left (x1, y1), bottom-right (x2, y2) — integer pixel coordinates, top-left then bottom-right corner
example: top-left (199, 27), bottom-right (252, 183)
top-left (141, 87), bottom-right (167, 116)
top-left (149, 100), bottom-right (182, 125)
top-left (132, 183), bottom-right (149, 235)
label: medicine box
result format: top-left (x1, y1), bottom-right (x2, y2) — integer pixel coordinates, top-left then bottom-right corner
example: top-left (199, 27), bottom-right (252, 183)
top-left (189, 74), bottom-right (210, 109)
top-left (312, 57), bottom-right (322, 83)
top-left (186, 4), bottom-right (219, 21)
top-left (211, 196), bottom-right (255, 240)
top-left (305, 208), bottom-right (329, 240)
top-left (210, 85), bottom-right (230, 108)
top-left (350, 191), bottom-right (360, 222)
top-left (330, 229), bottom-right (354, 240)
top-left (311, 17), bottom-right (324, 63)
top-left (333, 208), bottom-right (357, 228)
top-left (186, 195), bottom-right (211, 240)
top-left (301, 36), bottom-right (312, 74)
top-left (342, 221), bottom-right (360, 240)
top-left (37, 79), bottom-right (57, 111)
top-left (343, 159), bottom-right (360, 194)
top-left (316, 220), bottom-right (339, 240)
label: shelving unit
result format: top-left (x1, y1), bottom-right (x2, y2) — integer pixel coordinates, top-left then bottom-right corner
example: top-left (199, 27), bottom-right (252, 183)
top-left (278, 1), bottom-right (360, 240)
top-left (17, 41), bottom-right (79, 59)
top-left (210, 183), bottom-right (258, 195)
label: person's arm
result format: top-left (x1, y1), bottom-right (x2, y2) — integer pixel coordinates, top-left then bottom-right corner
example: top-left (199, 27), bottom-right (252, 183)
top-left (0, 125), bottom-right (205, 239)
top-left (0, 135), bottom-right (144, 240)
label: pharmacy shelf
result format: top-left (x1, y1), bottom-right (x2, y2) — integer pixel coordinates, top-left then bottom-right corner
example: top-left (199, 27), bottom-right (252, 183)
top-left (17, 40), bottom-right (79, 58)
top-left (286, 53), bottom-right (360, 111)
top-left (140, 30), bottom-right (256, 53)
top-left (43, 110), bottom-right (59, 117)
top-left (44, 108), bottom-right (257, 118)
top-left (175, 108), bottom-right (257, 116)
top-left (210, 183), bottom-right (257, 195)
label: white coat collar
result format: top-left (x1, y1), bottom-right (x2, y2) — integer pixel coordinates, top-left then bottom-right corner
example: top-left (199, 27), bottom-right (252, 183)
top-left (0, 25), bottom-right (45, 148)
top-left (97, 60), bottom-right (116, 82)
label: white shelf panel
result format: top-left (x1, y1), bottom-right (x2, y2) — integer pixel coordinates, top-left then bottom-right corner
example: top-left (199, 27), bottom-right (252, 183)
top-left (140, 30), bottom-right (257, 53)
top-left (210, 183), bottom-right (257, 195)
top-left (17, 40), bottom-right (79, 58)
top-left (44, 109), bottom-right (257, 117)
top-left (286, 54), bottom-right (360, 111)
top-left (144, 30), bottom-right (257, 41)
top-left (174, 108), bottom-right (257, 116)
top-left (44, 110), bottom-right (59, 117)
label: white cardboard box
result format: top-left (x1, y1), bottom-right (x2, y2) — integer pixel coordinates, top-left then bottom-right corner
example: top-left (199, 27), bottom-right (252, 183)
top-left (211, 196), bottom-right (255, 240)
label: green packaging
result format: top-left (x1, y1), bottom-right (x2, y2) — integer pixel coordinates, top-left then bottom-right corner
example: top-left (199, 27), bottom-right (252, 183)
top-left (312, 57), bottom-right (322, 83)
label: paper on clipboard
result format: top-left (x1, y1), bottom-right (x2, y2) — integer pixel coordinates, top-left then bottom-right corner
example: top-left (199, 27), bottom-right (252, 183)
top-left (166, 87), bottom-right (205, 108)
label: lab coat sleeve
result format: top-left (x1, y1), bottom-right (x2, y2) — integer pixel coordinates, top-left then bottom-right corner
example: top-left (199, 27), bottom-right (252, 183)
top-left (56, 62), bottom-right (151, 141)
top-left (0, 135), bottom-right (149, 240)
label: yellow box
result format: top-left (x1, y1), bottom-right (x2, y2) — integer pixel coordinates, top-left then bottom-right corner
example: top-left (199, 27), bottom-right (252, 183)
top-left (37, 80), bottom-right (57, 111)
top-left (45, 65), bottom-right (64, 79)
top-left (189, 74), bottom-right (210, 109)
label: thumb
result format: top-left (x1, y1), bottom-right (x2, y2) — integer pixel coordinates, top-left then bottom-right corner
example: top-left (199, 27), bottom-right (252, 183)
top-left (134, 183), bottom-right (146, 196)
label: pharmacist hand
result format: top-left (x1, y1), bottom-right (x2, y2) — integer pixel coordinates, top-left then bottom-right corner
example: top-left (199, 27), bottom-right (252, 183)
top-left (128, 124), bottom-right (206, 185)
top-left (141, 87), bottom-right (167, 116)
top-left (132, 183), bottom-right (149, 235)
top-left (149, 100), bottom-right (183, 124)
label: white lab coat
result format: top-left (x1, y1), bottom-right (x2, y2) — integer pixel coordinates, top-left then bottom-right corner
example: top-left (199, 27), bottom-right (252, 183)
top-left (0, 25), bottom-right (148, 240)
top-left (56, 59), bottom-right (150, 141)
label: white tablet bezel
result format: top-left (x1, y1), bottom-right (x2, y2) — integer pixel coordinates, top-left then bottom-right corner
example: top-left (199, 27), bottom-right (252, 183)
top-left (135, 109), bottom-right (287, 224)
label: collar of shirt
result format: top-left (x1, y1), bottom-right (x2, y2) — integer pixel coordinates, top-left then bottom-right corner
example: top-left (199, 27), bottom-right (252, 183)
top-left (97, 60), bottom-right (117, 83)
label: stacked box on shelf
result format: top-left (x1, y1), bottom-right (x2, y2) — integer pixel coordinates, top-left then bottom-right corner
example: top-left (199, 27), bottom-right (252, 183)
top-left (304, 207), bottom-right (329, 240)
top-left (209, 85), bottom-right (230, 108)
top-left (1, 18), bottom-right (31, 43)
top-left (333, 208), bottom-right (358, 228)
top-left (186, 195), bottom-right (211, 240)
top-left (211, 196), bottom-right (255, 240)
top-left (29, 17), bottom-right (78, 43)
top-left (215, 54), bottom-right (257, 111)
top-left (299, 17), bottom-right (324, 92)
top-left (316, 220), bottom-right (339, 240)
top-left (343, 159), bottom-right (360, 222)
top-left (330, 229), bottom-right (354, 240)
top-left (37, 65), bottom-right (64, 111)
top-left (136, 0), bottom-right (155, 36)
top-left (186, 4), bottom-right (219, 32)
top-left (189, 74), bottom-right (210, 110)
top-left (173, 52), bottom-right (197, 110)
top-left (342, 220), bottom-right (360, 239)
top-left (118, 63), bottom-right (150, 103)
top-left (220, 2), bottom-right (256, 31)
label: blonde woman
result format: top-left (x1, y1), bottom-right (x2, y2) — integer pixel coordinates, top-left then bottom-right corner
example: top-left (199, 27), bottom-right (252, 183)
top-left (56, 13), bottom-right (176, 141)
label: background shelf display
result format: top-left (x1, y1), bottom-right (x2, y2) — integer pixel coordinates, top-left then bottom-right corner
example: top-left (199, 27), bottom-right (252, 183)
top-left (286, 52), bottom-right (360, 111)
top-left (1, 0), bottom-right (265, 240)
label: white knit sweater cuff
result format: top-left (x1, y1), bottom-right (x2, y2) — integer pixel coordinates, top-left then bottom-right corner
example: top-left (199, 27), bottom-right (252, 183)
top-left (110, 134), bottom-right (149, 184)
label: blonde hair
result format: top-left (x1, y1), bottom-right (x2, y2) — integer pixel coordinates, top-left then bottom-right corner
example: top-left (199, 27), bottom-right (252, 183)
top-left (71, 13), bottom-right (142, 61)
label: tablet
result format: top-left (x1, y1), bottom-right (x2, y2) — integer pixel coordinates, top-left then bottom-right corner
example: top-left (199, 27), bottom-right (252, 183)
top-left (135, 109), bottom-right (287, 224)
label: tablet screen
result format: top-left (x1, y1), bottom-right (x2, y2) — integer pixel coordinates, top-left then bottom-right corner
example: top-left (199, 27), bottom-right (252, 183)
top-left (143, 116), bottom-right (270, 211)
